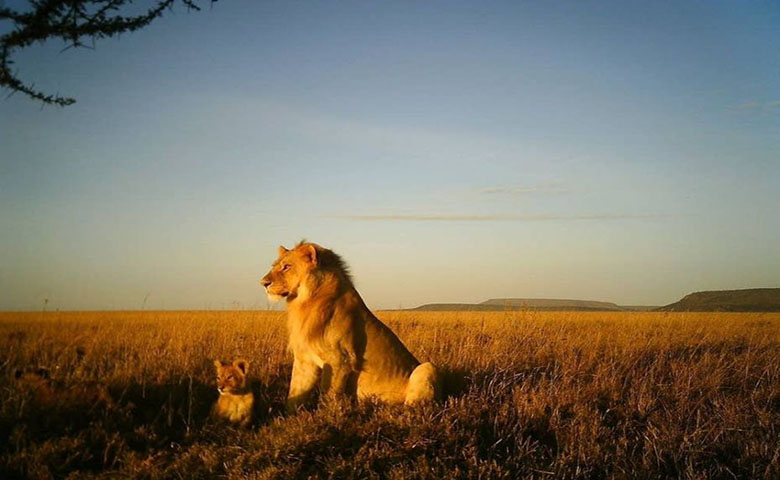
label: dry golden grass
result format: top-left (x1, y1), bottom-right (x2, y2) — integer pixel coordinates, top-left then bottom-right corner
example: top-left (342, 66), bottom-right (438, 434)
top-left (2, 310), bottom-right (780, 479)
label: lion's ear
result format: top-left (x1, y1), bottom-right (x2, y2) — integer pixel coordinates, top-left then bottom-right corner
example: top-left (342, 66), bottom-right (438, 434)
top-left (213, 359), bottom-right (223, 370)
top-left (278, 245), bottom-right (289, 257)
top-left (233, 358), bottom-right (249, 375)
top-left (301, 244), bottom-right (317, 265)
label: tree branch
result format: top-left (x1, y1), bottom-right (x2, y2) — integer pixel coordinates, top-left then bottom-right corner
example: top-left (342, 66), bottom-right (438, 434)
top-left (0, 0), bottom-right (211, 106)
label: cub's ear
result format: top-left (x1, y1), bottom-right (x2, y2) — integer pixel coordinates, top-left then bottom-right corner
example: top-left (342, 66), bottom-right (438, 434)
top-left (213, 359), bottom-right (223, 370)
top-left (301, 244), bottom-right (317, 265)
top-left (233, 358), bottom-right (249, 375)
top-left (278, 245), bottom-right (289, 257)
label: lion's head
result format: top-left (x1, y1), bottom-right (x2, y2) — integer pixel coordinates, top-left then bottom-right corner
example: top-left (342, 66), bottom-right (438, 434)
top-left (214, 359), bottom-right (249, 395)
top-left (260, 243), bottom-right (319, 302)
top-left (261, 241), bottom-right (352, 303)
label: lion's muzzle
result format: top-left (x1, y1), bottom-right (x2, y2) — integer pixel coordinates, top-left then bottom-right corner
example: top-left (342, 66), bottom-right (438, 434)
top-left (261, 276), bottom-right (289, 302)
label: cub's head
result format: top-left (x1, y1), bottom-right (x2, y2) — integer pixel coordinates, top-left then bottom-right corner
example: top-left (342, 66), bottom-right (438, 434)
top-left (15, 366), bottom-right (50, 379)
top-left (260, 243), bottom-right (320, 302)
top-left (13, 367), bottom-right (55, 401)
top-left (14, 366), bottom-right (51, 384)
top-left (214, 359), bottom-right (249, 395)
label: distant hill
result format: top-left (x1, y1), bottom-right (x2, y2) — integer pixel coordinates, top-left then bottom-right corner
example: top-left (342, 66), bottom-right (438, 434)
top-left (482, 298), bottom-right (621, 310)
top-left (657, 288), bottom-right (780, 312)
top-left (411, 298), bottom-right (657, 312)
top-left (618, 305), bottom-right (660, 312)
top-left (411, 303), bottom-right (522, 312)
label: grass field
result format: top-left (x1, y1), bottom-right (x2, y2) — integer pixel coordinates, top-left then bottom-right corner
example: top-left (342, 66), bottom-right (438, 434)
top-left (2, 310), bottom-right (780, 479)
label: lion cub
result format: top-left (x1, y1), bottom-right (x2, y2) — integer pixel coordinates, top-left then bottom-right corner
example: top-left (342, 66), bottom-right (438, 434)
top-left (212, 358), bottom-right (254, 427)
top-left (13, 366), bottom-right (116, 410)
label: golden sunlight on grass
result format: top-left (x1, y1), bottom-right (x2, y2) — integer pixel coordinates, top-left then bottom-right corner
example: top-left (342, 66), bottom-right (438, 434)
top-left (2, 311), bottom-right (780, 478)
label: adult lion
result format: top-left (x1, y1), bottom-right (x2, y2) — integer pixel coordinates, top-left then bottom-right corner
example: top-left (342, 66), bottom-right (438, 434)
top-left (261, 241), bottom-right (440, 412)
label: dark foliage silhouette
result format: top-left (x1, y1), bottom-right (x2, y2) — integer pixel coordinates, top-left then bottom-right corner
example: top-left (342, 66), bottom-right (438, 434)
top-left (1, 0), bottom-right (212, 106)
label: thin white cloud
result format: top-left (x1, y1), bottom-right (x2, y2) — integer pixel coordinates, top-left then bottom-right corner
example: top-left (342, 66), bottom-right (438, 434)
top-left (733, 100), bottom-right (780, 111)
top-left (478, 182), bottom-right (570, 195)
top-left (332, 213), bottom-right (666, 222)
top-left (737, 101), bottom-right (761, 110)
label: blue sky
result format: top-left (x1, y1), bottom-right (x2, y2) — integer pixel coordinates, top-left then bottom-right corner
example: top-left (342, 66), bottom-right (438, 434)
top-left (1, 0), bottom-right (779, 310)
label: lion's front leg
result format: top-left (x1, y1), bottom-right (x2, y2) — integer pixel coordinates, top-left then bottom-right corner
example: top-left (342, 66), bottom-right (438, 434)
top-left (286, 357), bottom-right (321, 413)
top-left (319, 358), bottom-right (356, 402)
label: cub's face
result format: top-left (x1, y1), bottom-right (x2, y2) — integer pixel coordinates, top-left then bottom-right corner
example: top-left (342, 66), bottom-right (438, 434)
top-left (260, 244), bottom-right (317, 302)
top-left (14, 367), bottom-right (51, 382)
top-left (214, 359), bottom-right (249, 395)
top-left (14, 367), bottom-right (52, 390)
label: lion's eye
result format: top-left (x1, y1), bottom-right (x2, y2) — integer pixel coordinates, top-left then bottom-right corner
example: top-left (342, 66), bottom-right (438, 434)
top-left (281, 264), bottom-right (291, 272)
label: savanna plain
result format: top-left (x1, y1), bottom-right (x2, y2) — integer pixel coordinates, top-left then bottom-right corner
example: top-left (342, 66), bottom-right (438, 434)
top-left (2, 310), bottom-right (780, 479)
